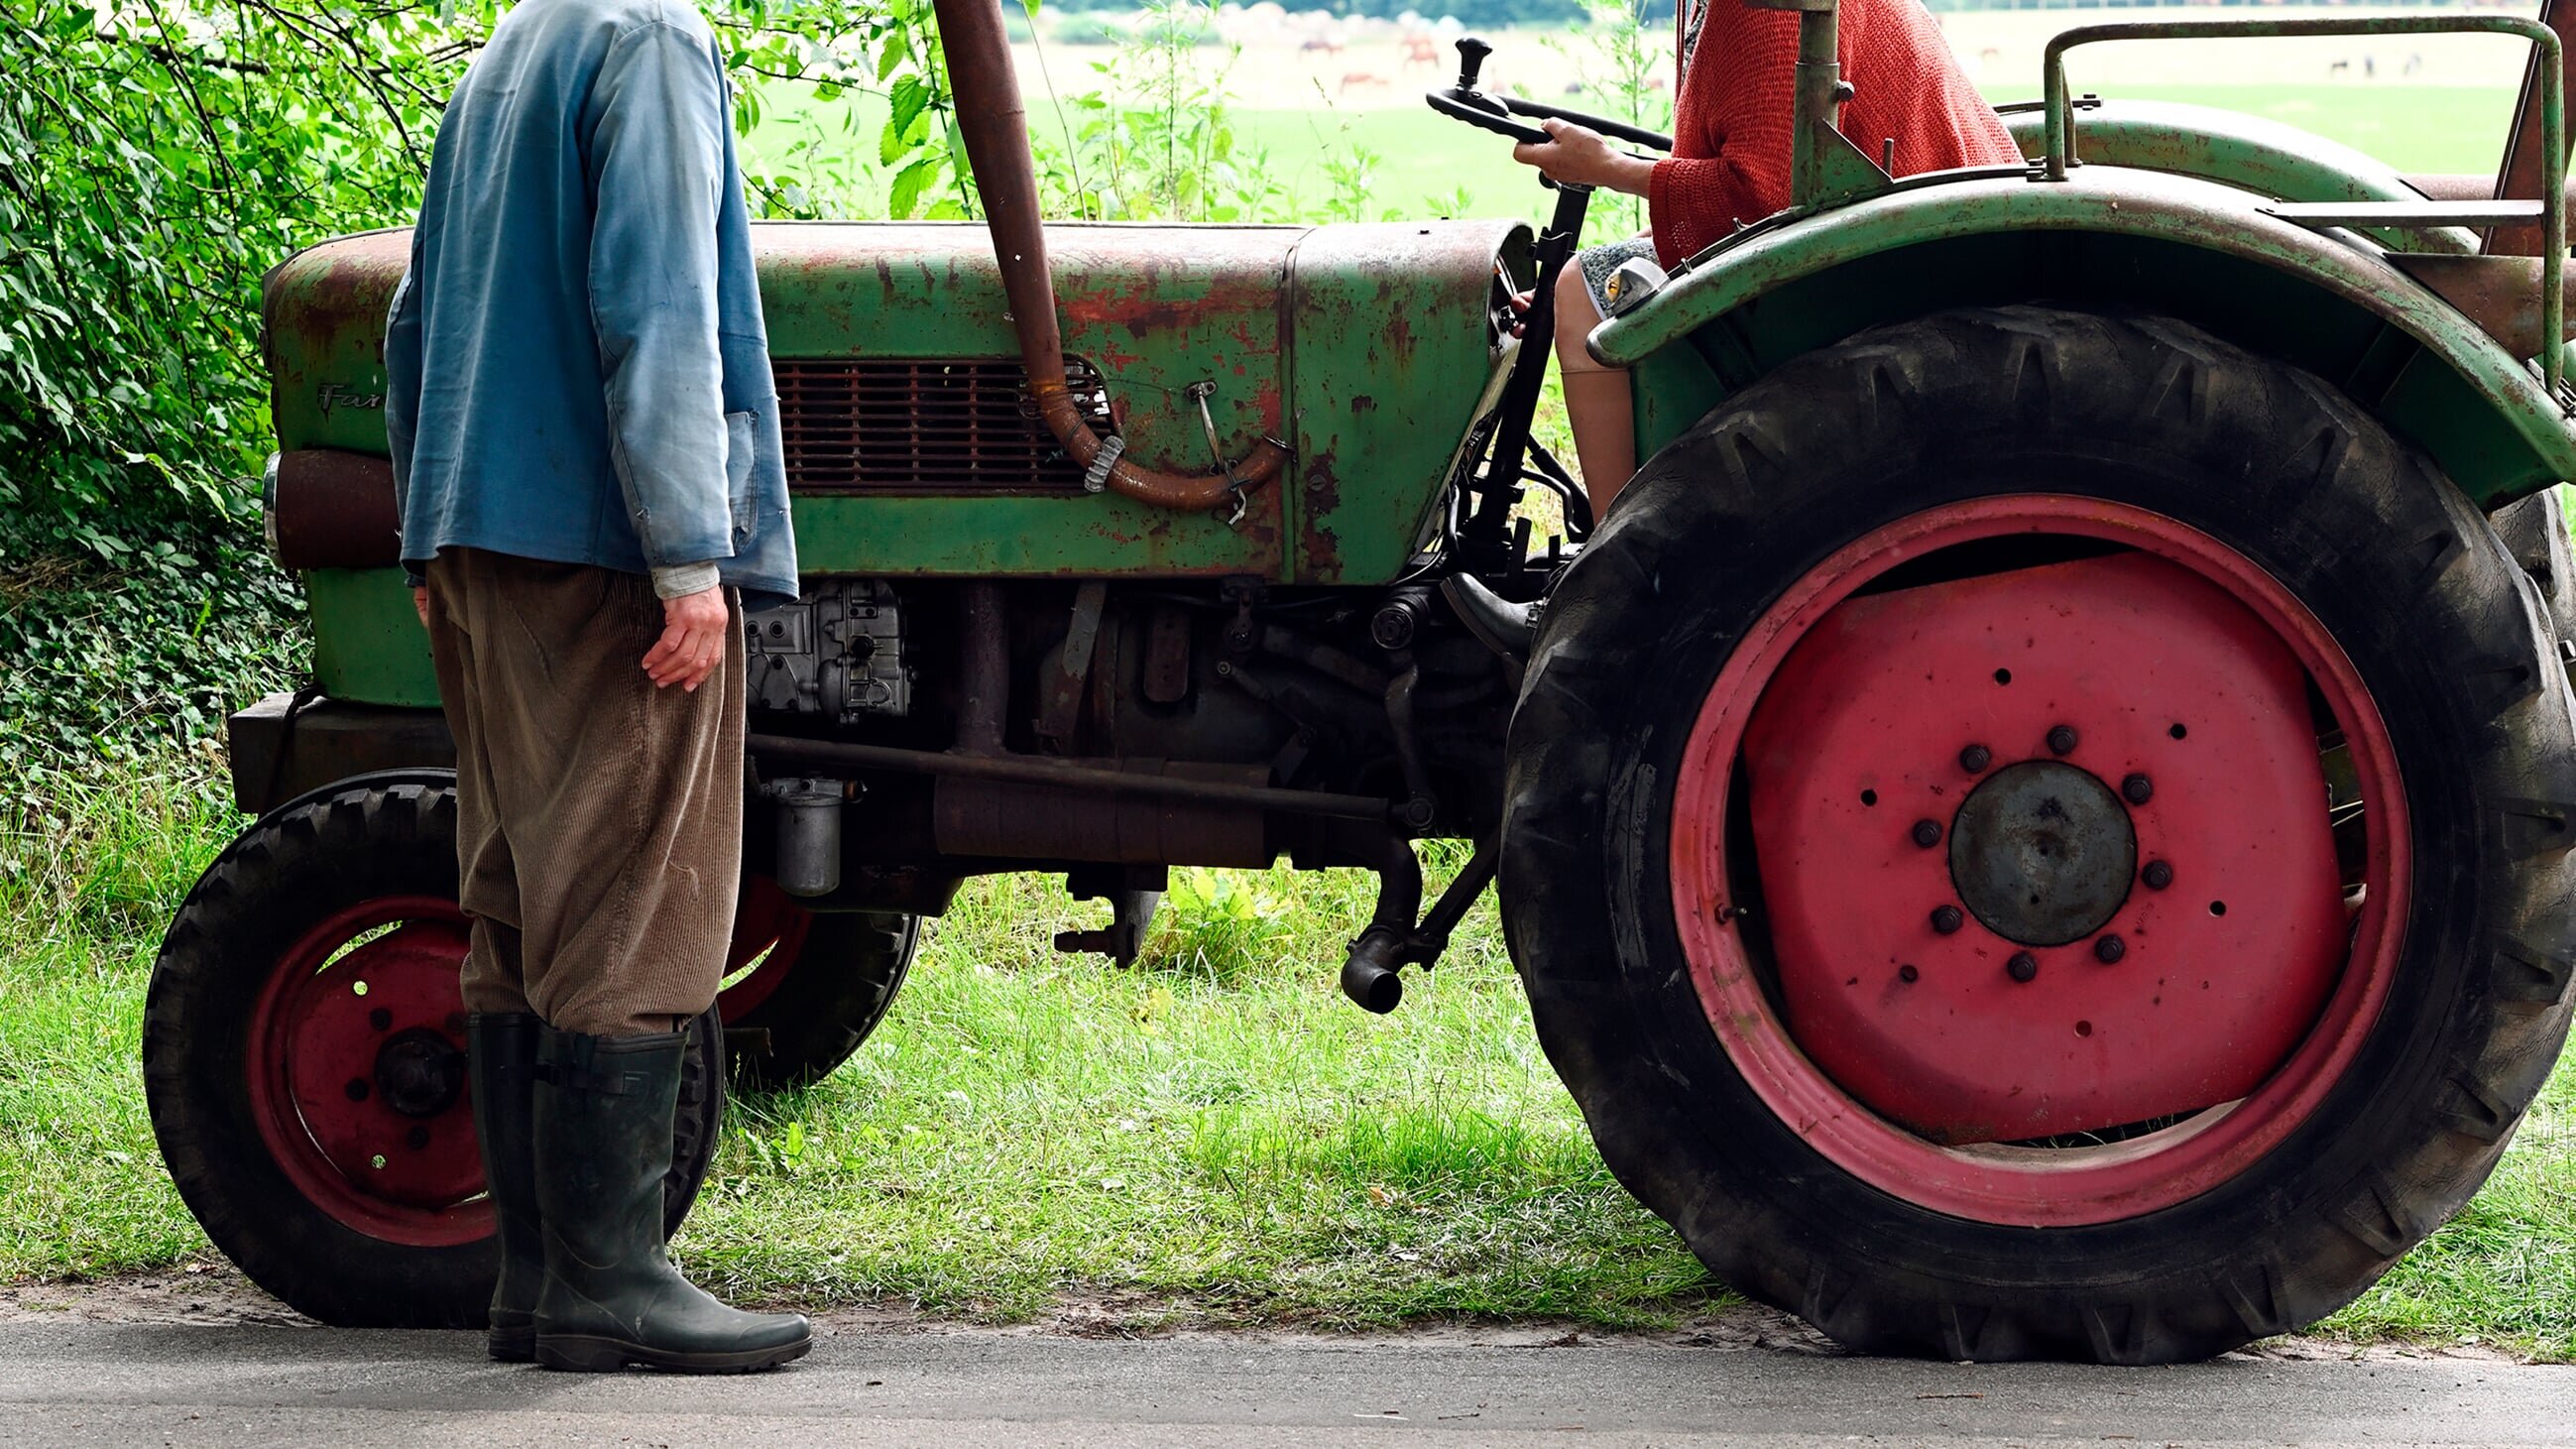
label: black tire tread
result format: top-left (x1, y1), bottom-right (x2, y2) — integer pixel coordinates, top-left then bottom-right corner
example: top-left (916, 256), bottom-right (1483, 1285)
top-left (722, 910), bottom-right (919, 1093)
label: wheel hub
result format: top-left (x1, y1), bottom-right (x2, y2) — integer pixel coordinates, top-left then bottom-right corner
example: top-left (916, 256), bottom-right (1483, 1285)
top-left (1948, 761), bottom-right (2136, 946)
top-left (373, 1028), bottom-right (466, 1119)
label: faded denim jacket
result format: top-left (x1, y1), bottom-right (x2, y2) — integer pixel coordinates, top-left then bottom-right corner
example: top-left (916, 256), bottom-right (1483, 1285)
top-left (384, 0), bottom-right (797, 610)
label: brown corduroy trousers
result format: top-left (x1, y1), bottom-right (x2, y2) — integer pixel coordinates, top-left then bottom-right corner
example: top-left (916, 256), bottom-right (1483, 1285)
top-left (422, 547), bottom-right (746, 1036)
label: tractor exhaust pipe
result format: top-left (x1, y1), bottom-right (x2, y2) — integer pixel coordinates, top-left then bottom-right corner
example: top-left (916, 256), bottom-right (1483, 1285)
top-left (931, 0), bottom-right (1289, 512)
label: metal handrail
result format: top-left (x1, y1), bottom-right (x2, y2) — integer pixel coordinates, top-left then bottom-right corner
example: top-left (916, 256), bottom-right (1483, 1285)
top-left (2041, 16), bottom-right (2565, 393)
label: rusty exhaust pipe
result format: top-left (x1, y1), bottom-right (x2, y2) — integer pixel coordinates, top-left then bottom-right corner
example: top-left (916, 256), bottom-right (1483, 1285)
top-left (931, 0), bottom-right (1288, 512)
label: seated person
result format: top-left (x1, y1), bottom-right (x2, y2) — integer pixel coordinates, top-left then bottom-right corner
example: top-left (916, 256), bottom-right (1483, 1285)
top-left (1512, 0), bottom-right (2021, 512)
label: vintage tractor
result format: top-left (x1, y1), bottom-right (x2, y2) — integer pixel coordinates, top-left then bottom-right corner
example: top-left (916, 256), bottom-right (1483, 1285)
top-left (150, 0), bottom-right (2576, 1361)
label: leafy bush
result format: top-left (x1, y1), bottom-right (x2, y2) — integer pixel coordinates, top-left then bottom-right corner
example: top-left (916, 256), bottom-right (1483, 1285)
top-left (0, 0), bottom-right (445, 787)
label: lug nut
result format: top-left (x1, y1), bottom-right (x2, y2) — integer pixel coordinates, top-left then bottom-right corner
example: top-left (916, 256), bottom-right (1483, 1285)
top-left (2007, 951), bottom-right (2040, 983)
top-left (2048, 724), bottom-right (2079, 755)
top-left (406, 1125), bottom-right (431, 1150)
top-left (369, 1008), bottom-right (393, 1031)
top-left (2122, 773), bottom-right (2154, 804)
top-left (1932, 905), bottom-right (1964, 934)
top-left (2094, 933), bottom-right (2126, 964)
top-left (1911, 818), bottom-right (1942, 849)
top-left (1899, 964), bottom-right (1920, 983)
top-left (2143, 860), bottom-right (2173, 890)
top-left (1959, 744), bottom-right (1992, 774)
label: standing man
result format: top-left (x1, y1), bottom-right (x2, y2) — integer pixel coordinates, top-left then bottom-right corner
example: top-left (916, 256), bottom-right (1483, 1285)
top-left (383, 0), bottom-right (806, 1374)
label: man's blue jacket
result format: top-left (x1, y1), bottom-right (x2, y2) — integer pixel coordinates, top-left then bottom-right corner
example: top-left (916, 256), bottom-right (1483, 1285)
top-left (384, 0), bottom-right (798, 610)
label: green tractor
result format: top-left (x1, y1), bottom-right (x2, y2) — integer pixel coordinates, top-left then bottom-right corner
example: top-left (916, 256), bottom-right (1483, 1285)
top-left (151, 0), bottom-right (2576, 1362)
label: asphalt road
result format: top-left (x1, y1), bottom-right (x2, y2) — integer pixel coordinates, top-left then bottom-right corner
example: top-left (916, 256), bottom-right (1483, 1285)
top-left (0, 1318), bottom-right (2569, 1448)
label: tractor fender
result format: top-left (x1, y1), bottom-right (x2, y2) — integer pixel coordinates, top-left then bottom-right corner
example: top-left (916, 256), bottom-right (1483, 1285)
top-left (1998, 99), bottom-right (2479, 256)
top-left (1592, 165), bottom-right (2576, 509)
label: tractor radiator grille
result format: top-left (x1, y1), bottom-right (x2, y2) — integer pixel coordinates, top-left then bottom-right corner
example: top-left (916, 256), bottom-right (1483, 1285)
top-left (774, 356), bottom-right (1112, 494)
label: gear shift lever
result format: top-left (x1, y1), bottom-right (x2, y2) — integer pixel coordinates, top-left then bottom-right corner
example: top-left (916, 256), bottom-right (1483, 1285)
top-left (1454, 35), bottom-right (1493, 92)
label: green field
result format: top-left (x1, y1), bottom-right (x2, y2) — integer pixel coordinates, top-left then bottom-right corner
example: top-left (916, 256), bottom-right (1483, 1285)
top-left (751, 83), bottom-right (2516, 228)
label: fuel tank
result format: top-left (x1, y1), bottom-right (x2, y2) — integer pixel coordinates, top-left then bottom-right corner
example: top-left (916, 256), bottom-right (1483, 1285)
top-left (264, 218), bottom-right (1531, 587)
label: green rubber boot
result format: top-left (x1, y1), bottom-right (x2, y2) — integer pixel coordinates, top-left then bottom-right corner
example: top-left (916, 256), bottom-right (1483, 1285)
top-left (465, 1013), bottom-right (543, 1362)
top-left (531, 1026), bottom-right (810, 1374)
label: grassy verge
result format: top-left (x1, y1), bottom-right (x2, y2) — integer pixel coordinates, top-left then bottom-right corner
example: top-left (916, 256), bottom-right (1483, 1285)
top-left (2, 759), bottom-right (2570, 1354)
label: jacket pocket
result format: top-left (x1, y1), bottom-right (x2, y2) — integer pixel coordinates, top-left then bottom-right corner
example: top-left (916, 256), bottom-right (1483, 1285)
top-left (723, 410), bottom-right (758, 543)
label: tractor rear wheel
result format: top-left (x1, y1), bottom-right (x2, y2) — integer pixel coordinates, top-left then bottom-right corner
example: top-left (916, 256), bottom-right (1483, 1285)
top-left (1501, 306), bottom-right (2576, 1362)
top-left (718, 879), bottom-right (919, 1093)
top-left (144, 775), bottom-right (722, 1328)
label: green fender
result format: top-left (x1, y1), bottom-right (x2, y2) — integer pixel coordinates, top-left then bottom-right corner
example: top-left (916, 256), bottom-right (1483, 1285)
top-left (1593, 164), bottom-right (2576, 508)
top-left (1999, 98), bottom-right (2478, 255)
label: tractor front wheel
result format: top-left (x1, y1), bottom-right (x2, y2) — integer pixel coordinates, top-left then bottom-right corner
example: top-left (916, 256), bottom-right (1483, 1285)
top-left (1502, 307), bottom-right (2576, 1362)
top-left (144, 776), bottom-right (723, 1328)
top-left (718, 879), bottom-right (919, 1093)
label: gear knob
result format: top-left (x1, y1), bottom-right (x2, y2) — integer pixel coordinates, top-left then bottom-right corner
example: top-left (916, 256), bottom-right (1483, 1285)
top-left (1454, 35), bottom-right (1493, 90)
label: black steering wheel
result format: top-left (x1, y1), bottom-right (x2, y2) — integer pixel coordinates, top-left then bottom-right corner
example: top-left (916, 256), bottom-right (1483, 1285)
top-left (1425, 36), bottom-right (1676, 153)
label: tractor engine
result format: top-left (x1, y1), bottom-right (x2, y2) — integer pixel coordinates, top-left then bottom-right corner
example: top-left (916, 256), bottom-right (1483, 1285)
top-left (746, 581), bottom-right (911, 722)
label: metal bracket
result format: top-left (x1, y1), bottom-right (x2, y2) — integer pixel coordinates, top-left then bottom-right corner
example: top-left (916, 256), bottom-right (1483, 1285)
top-left (1035, 581), bottom-right (1110, 749)
top-left (1184, 381), bottom-right (1266, 529)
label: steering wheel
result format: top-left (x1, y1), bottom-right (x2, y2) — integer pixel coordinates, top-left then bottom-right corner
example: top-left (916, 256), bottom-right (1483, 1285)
top-left (1425, 37), bottom-right (1676, 153)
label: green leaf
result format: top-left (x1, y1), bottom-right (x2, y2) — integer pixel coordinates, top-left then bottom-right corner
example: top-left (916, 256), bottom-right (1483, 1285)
top-left (886, 156), bottom-right (940, 219)
top-left (888, 73), bottom-right (930, 141)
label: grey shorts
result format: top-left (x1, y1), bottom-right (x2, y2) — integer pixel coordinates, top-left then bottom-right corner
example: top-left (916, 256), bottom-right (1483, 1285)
top-left (1576, 236), bottom-right (1658, 315)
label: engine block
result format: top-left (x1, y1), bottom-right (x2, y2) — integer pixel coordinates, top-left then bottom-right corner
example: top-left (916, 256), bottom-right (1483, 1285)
top-left (744, 579), bottom-right (909, 720)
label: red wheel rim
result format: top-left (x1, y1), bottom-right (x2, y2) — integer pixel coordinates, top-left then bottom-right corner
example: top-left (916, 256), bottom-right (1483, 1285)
top-left (1666, 496), bottom-right (2408, 1226)
top-left (246, 897), bottom-right (492, 1247)
top-left (715, 876), bottom-right (813, 1022)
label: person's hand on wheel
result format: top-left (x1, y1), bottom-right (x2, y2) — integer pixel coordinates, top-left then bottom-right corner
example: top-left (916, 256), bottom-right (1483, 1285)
top-left (643, 585), bottom-right (730, 692)
top-left (1511, 117), bottom-right (1655, 196)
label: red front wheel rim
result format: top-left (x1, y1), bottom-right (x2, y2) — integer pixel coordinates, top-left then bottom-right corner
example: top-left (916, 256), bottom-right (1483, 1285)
top-left (1666, 496), bottom-right (2409, 1227)
top-left (715, 876), bottom-right (814, 1022)
top-left (246, 896), bottom-right (492, 1247)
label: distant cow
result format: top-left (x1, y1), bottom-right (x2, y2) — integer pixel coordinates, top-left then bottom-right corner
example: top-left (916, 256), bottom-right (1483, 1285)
top-left (1340, 70), bottom-right (1390, 94)
top-left (1300, 36), bottom-right (1344, 55)
top-left (1400, 35), bottom-right (1442, 70)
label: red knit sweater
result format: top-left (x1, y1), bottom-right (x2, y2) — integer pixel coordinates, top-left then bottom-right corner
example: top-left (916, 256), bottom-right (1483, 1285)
top-left (1647, 0), bottom-right (2021, 267)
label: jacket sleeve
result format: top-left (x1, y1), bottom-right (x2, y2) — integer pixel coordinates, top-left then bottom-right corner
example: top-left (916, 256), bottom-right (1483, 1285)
top-left (1647, 4), bottom-right (1800, 267)
top-left (384, 243), bottom-right (424, 583)
top-left (584, 19), bottom-right (735, 575)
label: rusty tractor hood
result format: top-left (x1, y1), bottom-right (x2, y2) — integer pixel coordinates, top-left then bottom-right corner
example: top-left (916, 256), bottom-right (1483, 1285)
top-left (265, 218), bottom-right (1530, 586)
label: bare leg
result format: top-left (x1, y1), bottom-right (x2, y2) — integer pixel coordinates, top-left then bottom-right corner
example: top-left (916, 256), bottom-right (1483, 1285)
top-left (1552, 261), bottom-right (1637, 518)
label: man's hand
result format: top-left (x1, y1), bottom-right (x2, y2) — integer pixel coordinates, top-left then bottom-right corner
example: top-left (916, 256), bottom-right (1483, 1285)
top-left (412, 586), bottom-right (431, 629)
top-left (643, 585), bottom-right (730, 692)
top-left (1511, 117), bottom-right (1656, 197)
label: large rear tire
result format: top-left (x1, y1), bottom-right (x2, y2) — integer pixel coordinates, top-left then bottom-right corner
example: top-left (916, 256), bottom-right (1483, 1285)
top-left (144, 775), bottom-right (723, 1328)
top-left (1501, 307), bottom-right (2576, 1362)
